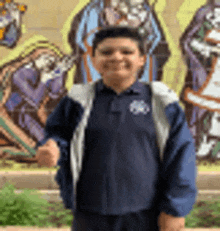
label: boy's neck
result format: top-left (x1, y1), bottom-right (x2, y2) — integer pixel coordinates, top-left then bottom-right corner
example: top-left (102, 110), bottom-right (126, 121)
top-left (102, 77), bottom-right (137, 95)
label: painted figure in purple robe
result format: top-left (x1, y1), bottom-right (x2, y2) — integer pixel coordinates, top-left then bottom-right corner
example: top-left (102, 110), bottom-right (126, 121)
top-left (180, 0), bottom-right (220, 159)
top-left (4, 53), bottom-right (75, 142)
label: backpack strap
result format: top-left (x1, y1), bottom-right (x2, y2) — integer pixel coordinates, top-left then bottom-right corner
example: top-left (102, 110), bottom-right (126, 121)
top-left (149, 81), bottom-right (179, 163)
top-left (68, 80), bottom-right (97, 200)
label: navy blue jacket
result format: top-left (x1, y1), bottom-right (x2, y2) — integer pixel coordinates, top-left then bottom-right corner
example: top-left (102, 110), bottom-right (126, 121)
top-left (37, 80), bottom-right (198, 217)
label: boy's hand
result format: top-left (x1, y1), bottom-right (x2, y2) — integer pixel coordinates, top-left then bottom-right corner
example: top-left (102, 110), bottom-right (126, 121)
top-left (158, 211), bottom-right (185, 231)
top-left (35, 139), bottom-right (60, 167)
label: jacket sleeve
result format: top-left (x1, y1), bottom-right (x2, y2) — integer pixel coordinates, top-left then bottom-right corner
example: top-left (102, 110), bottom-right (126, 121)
top-left (36, 95), bottom-right (84, 165)
top-left (158, 101), bottom-right (198, 217)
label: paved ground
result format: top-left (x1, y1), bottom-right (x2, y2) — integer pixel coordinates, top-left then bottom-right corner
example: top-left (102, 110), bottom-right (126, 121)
top-left (0, 228), bottom-right (69, 231)
top-left (0, 227), bottom-right (69, 230)
top-left (2, 171), bottom-right (220, 191)
top-left (0, 228), bottom-right (217, 231)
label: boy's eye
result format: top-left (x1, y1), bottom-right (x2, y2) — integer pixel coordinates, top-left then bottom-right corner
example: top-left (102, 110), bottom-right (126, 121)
top-left (122, 50), bottom-right (134, 54)
top-left (100, 50), bottom-right (134, 55)
top-left (101, 50), bottom-right (113, 55)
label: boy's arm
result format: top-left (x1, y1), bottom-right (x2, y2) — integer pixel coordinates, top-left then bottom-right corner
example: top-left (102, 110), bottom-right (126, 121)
top-left (158, 101), bottom-right (198, 218)
top-left (36, 95), bottom-right (84, 166)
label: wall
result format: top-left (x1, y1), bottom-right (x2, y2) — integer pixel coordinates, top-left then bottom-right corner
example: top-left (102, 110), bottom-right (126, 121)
top-left (1, 0), bottom-right (220, 165)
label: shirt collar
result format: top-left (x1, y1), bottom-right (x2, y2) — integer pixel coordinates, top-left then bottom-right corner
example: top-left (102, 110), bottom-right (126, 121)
top-left (96, 78), bottom-right (144, 95)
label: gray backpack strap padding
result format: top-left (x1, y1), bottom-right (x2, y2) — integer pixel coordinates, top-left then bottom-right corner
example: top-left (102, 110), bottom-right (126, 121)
top-left (68, 81), bottom-right (97, 202)
top-left (68, 81), bottom-right (97, 108)
top-left (150, 81), bottom-right (179, 163)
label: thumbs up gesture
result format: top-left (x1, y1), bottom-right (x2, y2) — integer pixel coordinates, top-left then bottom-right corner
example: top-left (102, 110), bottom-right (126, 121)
top-left (35, 139), bottom-right (60, 167)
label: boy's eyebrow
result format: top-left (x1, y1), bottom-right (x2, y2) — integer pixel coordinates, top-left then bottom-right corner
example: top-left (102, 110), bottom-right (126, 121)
top-left (97, 46), bottom-right (136, 51)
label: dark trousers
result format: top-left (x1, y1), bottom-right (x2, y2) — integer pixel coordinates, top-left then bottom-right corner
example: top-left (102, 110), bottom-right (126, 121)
top-left (71, 208), bottom-right (160, 231)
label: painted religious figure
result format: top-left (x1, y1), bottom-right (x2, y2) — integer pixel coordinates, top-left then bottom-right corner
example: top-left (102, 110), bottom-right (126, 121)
top-left (180, 0), bottom-right (220, 159)
top-left (0, 0), bottom-right (27, 48)
top-left (0, 41), bottom-right (75, 158)
top-left (68, 0), bottom-right (170, 83)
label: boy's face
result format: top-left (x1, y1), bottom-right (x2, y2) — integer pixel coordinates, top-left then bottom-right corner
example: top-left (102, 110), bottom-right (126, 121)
top-left (92, 37), bottom-right (145, 83)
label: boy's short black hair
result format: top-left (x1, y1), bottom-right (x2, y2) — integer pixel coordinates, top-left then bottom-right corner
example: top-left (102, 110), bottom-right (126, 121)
top-left (92, 26), bottom-right (146, 56)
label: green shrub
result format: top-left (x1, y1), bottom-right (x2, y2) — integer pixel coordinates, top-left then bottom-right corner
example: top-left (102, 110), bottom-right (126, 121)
top-left (41, 201), bottom-right (73, 228)
top-left (1, 182), bottom-right (220, 228)
top-left (0, 182), bottom-right (51, 227)
top-left (0, 182), bottom-right (73, 227)
top-left (185, 200), bottom-right (220, 228)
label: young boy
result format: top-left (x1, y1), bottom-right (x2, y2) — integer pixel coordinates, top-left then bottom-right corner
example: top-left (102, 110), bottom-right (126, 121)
top-left (36, 26), bottom-right (198, 231)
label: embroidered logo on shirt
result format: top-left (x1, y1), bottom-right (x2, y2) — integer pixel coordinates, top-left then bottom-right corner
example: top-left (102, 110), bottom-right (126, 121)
top-left (129, 100), bottom-right (150, 115)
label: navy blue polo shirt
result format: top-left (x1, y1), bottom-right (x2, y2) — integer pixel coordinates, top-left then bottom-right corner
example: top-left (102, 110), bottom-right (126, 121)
top-left (76, 79), bottom-right (162, 215)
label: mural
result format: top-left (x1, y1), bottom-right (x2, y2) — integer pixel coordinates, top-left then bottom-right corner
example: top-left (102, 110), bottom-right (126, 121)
top-left (0, 41), bottom-right (75, 161)
top-left (180, 0), bottom-right (220, 160)
top-left (68, 0), bottom-right (170, 83)
top-left (0, 0), bottom-right (27, 48)
top-left (1, 0), bottom-right (220, 165)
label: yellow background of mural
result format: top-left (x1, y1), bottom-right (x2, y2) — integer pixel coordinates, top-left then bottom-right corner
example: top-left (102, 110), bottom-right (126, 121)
top-left (0, 0), bottom-right (208, 94)
top-left (1, 0), bottom-right (220, 166)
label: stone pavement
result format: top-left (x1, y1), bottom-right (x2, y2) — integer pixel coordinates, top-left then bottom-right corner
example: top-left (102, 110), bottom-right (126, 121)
top-left (1, 171), bottom-right (220, 191)
top-left (0, 227), bottom-right (69, 231)
top-left (1, 171), bottom-right (220, 203)
top-left (11, 189), bottom-right (220, 203)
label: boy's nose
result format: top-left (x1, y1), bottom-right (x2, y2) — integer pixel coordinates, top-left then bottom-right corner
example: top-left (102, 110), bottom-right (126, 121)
top-left (111, 51), bottom-right (124, 60)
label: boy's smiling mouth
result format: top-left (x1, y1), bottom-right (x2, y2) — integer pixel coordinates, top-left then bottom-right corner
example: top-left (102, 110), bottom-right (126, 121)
top-left (105, 62), bottom-right (128, 69)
